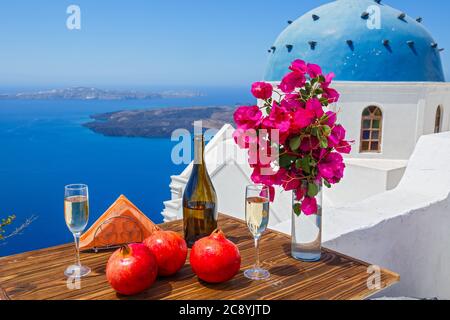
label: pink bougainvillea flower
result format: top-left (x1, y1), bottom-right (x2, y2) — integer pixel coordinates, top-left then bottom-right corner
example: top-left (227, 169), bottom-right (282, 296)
top-left (328, 124), bottom-right (346, 148)
top-left (233, 59), bottom-right (348, 209)
top-left (292, 107), bottom-right (315, 131)
top-left (301, 197), bottom-right (318, 215)
top-left (280, 94), bottom-right (303, 111)
top-left (233, 105), bottom-right (262, 130)
top-left (262, 123), bottom-right (289, 145)
top-left (317, 152), bottom-right (345, 184)
top-left (251, 82), bottom-right (273, 100)
top-left (262, 105), bottom-right (291, 133)
top-left (321, 72), bottom-right (340, 102)
top-left (251, 166), bottom-right (275, 185)
top-left (272, 167), bottom-right (288, 185)
top-left (279, 71), bottom-right (306, 93)
top-left (335, 140), bottom-right (352, 154)
top-left (323, 87), bottom-right (340, 103)
top-left (324, 111), bottom-right (337, 127)
top-left (307, 63), bottom-right (322, 78)
top-left (327, 123), bottom-right (352, 154)
top-left (285, 93), bottom-right (301, 101)
top-left (299, 136), bottom-right (320, 152)
top-left (282, 175), bottom-right (301, 191)
top-left (306, 98), bottom-right (324, 118)
top-left (250, 167), bottom-right (265, 185)
top-left (295, 184), bottom-right (307, 202)
top-left (233, 128), bottom-right (257, 149)
top-left (251, 165), bottom-right (285, 190)
top-left (289, 59), bottom-right (308, 74)
top-left (317, 148), bottom-right (328, 162)
top-left (267, 128), bottom-right (290, 146)
top-left (322, 72), bottom-right (335, 88)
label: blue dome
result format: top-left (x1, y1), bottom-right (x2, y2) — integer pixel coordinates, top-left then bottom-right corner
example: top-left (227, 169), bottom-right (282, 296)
top-left (265, 0), bottom-right (445, 82)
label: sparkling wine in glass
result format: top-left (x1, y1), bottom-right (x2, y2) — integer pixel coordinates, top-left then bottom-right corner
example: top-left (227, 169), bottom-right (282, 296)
top-left (64, 184), bottom-right (91, 278)
top-left (244, 185), bottom-right (270, 281)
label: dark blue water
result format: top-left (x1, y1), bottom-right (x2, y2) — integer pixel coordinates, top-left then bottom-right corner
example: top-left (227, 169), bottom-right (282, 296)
top-left (0, 87), bottom-right (251, 256)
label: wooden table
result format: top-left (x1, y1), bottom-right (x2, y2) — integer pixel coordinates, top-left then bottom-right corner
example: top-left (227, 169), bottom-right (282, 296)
top-left (0, 215), bottom-right (399, 300)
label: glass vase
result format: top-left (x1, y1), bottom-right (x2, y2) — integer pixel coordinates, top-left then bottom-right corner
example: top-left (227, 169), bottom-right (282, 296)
top-left (291, 182), bottom-right (323, 262)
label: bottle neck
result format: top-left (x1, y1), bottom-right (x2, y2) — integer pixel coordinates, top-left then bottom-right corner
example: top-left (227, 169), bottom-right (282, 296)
top-left (194, 135), bottom-right (205, 165)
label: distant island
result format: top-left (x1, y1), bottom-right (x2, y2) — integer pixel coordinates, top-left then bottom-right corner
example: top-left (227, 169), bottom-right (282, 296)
top-left (0, 87), bottom-right (203, 100)
top-left (83, 106), bottom-right (236, 138)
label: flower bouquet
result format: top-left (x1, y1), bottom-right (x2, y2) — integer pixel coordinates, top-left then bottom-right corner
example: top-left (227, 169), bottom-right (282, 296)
top-left (233, 59), bottom-right (352, 261)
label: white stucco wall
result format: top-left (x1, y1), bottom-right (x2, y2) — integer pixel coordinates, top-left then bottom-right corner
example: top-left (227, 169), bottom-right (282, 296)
top-left (325, 197), bottom-right (450, 299)
top-left (422, 87), bottom-right (450, 134)
top-left (333, 82), bottom-right (450, 160)
top-left (322, 133), bottom-right (450, 299)
top-left (334, 83), bottom-right (417, 160)
top-left (324, 159), bottom-right (407, 207)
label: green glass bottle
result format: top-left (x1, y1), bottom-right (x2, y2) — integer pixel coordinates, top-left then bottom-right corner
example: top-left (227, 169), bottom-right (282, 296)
top-left (183, 134), bottom-right (218, 248)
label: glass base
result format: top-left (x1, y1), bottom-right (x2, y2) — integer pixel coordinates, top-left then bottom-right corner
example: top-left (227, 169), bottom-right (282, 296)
top-left (291, 251), bottom-right (321, 262)
top-left (244, 268), bottom-right (270, 281)
top-left (64, 265), bottom-right (91, 278)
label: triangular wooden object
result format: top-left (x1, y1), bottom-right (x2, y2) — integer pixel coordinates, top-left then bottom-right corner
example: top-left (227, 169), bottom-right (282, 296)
top-left (80, 195), bottom-right (159, 251)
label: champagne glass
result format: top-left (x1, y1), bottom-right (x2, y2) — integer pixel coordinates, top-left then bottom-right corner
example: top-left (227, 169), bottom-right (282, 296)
top-left (64, 184), bottom-right (91, 278)
top-left (244, 185), bottom-right (270, 280)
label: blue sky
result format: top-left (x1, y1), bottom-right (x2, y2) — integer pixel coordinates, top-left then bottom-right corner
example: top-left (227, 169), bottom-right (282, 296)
top-left (0, 0), bottom-right (449, 89)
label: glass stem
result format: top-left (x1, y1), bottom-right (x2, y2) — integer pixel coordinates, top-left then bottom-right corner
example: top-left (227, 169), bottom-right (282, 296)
top-left (254, 237), bottom-right (260, 270)
top-left (73, 233), bottom-right (81, 267)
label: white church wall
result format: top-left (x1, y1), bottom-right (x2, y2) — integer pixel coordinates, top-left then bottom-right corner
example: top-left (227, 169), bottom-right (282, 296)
top-left (337, 99), bottom-right (418, 160)
top-left (444, 103), bottom-right (450, 132)
top-left (265, 81), bottom-right (450, 161)
top-left (422, 87), bottom-right (450, 134)
top-left (334, 82), bottom-right (425, 160)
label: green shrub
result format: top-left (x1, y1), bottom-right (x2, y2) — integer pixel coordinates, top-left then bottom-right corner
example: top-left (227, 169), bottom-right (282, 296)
top-left (0, 215), bottom-right (16, 241)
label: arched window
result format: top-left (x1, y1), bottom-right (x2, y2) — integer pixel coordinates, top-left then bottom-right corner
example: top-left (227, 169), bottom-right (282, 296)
top-left (435, 106), bottom-right (442, 133)
top-left (360, 106), bottom-right (383, 153)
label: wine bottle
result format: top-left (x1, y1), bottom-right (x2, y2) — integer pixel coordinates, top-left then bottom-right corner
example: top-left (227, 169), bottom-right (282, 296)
top-left (183, 134), bottom-right (218, 248)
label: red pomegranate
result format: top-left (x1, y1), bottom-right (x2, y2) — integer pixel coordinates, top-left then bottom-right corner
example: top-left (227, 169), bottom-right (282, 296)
top-left (143, 228), bottom-right (188, 276)
top-left (190, 230), bottom-right (241, 283)
top-left (106, 243), bottom-right (158, 296)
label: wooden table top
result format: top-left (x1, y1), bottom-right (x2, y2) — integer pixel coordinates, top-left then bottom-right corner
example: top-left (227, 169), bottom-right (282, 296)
top-left (0, 214), bottom-right (399, 300)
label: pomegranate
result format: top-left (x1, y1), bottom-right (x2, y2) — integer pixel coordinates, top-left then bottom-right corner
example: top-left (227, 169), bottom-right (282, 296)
top-left (190, 230), bottom-right (241, 283)
top-left (143, 228), bottom-right (188, 276)
top-left (106, 243), bottom-right (158, 296)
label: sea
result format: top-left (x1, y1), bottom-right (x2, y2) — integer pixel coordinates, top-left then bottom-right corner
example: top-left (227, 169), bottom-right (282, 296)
top-left (0, 87), bottom-right (251, 256)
